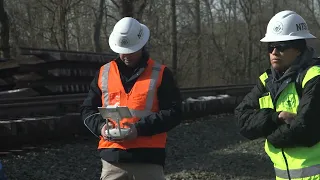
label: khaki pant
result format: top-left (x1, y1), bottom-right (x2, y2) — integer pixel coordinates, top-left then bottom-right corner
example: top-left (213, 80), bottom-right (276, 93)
top-left (100, 159), bottom-right (166, 180)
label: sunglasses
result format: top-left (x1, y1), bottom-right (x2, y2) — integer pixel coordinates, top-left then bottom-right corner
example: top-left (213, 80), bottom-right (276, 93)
top-left (268, 43), bottom-right (292, 53)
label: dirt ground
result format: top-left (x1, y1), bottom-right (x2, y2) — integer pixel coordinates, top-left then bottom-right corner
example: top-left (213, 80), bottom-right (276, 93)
top-left (2, 114), bottom-right (275, 180)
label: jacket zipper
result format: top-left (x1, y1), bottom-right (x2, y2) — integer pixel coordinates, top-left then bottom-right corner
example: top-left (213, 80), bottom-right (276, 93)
top-left (281, 149), bottom-right (291, 180)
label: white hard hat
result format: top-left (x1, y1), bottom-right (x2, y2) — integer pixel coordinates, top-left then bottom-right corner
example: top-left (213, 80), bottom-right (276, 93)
top-left (260, 10), bottom-right (316, 42)
top-left (108, 17), bottom-right (150, 54)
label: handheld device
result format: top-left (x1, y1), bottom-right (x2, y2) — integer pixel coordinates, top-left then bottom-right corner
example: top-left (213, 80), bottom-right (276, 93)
top-left (98, 105), bottom-right (132, 140)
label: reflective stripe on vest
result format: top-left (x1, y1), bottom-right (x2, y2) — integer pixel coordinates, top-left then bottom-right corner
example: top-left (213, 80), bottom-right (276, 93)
top-left (99, 62), bottom-right (111, 106)
top-left (97, 59), bottom-right (166, 149)
top-left (259, 66), bottom-right (320, 180)
top-left (98, 60), bottom-right (162, 116)
top-left (275, 164), bottom-right (320, 179)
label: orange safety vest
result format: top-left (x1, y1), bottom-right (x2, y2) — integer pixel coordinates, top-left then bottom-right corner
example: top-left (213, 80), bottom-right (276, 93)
top-left (97, 58), bottom-right (167, 150)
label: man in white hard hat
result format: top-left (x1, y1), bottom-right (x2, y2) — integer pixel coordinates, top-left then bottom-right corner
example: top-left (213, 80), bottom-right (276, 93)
top-left (235, 10), bottom-right (320, 180)
top-left (80, 17), bottom-right (182, 180)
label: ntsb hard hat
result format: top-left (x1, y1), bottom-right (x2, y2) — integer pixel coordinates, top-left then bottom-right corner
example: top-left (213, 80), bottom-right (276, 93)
top-left (108, 17), bottom-right (150, 54)
top-left (260, 10), bottom-right (316, 42)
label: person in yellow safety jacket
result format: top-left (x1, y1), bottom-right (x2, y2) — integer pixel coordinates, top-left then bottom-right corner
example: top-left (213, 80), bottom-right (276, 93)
top-left (80, 17), bottom-right (182, 180)
top-left (235, 10), bottom-right (320, 180)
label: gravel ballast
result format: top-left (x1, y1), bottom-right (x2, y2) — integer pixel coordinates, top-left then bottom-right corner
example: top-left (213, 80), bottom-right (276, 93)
top-left (1, 114), bottom-right (275, 180)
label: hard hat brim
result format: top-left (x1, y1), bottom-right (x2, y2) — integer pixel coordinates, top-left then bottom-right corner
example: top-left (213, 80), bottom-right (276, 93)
top-left (109, 24), bottom-right (150, 54)
top-left (260, 33), bottom-right (316, 42)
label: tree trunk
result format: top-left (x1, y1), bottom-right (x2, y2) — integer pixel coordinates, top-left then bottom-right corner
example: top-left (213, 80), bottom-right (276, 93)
top-left (111, 0), bottom-right (147, 21)
top-left (59, 0), bottom-right (68, 50)
top-left (195, 0), bottom-right (202, 86)
top-left (0, 0), bottom-right (10, 58)
top-left (93, 0), bottom-right (105, 52)
top-left (121, 0), bottom-right (134, 18)
top-left (170, 0), bottom-right (178, 80)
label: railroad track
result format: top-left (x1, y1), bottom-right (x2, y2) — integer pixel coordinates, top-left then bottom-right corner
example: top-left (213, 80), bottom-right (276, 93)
top-left (0, 84), bottom-right (253, 119)
top-left (0, 84), bottom-right (253, 104)
top-left (0, 46), bottom-right (255, 153)
top-left (0, 113), bottom-right (86, 155)
top-left (0, 84), bottom-right (253, 152)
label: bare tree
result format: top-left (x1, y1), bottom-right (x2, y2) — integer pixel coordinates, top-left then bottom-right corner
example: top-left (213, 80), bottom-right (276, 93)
top-left (0, 0), bottom-right (10, 58)
top-left (93, 0), bottom-right (105, 52)
top-left (298, 0), bottom-right (320, 30)
top-left (59, 0), bottom-right (68, 49)
top-left (3, 0), bottom-right (320, 87)
top-left (171, 0), bottom-right (178, 79)
top-left (110, 0), bottom-right (148, 20)
top-left (120, 0), bottom-right (134, 17)
top-left (25, 2), bottom-right (37, 47)
top-left (239, 0), bottom-right (254, 82)
top-left (195, 0), bottom-right (202, 86)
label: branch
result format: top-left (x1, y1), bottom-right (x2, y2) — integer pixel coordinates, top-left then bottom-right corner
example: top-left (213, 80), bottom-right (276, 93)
top-left (35, 0), bottom-right (55, 13)
top-left (110, 0), bottom-right (120, 9)
top-left (67, 0), bottom-right (83, 11)
top-left (106, 14), bottom-right (119, 22)
top-left (136, 0), bottom-right (148, 21)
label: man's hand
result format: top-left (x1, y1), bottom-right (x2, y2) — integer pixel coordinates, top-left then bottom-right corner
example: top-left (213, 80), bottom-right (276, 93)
top-left (101, 122), bottom-right (138, 142)
top-left (278, 111), bottom-right (296, 124)
top-left (101, 121), bottom-right (115, 140)
top-left (122, 122), bottom-right (138, 141)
